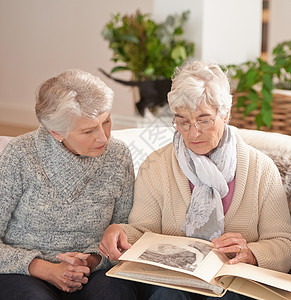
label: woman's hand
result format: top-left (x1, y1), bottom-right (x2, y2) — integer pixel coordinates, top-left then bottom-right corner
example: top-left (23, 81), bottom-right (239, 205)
top-left (29, 255), bottom-right (90, 293)
top-left (56, 251), bottom-right (101, 273)
top-left (212, 232), bottom-right (257, 266)
top-left (56, 252), bottom-right (92, 285)
top-left (99, 224), bottom-right (131, 261)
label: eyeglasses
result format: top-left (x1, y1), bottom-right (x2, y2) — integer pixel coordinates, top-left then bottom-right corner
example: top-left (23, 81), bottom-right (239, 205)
top-left (172, 117), bottom-right (216, 132)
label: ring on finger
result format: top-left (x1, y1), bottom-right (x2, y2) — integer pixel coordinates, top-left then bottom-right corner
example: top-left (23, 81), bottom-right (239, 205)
top-left (237, 245), bottom-right (242, 254)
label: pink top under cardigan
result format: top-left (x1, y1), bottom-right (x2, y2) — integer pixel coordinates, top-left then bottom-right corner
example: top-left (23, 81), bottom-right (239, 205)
top-left (189, 178), bottom-right (236, 215)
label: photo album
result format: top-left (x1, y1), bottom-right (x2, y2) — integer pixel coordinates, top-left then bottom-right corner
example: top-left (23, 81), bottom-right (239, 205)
top-left (107, 232), bottom-right (291, 300)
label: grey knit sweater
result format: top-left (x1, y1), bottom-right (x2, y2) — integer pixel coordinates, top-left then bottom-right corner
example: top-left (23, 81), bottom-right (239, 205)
top-left (0, 125), bottom-right (134, 274)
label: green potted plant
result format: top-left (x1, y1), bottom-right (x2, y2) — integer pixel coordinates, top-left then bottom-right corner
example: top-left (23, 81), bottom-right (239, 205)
top-left (100, 10), bottom-right (194, 116)
top-left (226, 40), bottom-right (291, 133)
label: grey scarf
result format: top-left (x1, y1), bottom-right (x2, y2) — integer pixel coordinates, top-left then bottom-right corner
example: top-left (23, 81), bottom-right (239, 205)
top-left (173, 124), bottom-right (237, 241)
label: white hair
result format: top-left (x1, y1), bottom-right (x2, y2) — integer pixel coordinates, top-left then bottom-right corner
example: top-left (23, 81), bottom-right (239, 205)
top-left (168, 60), bottom-right (232, 117)
top-left (35, 69), bottom-right (114, 137)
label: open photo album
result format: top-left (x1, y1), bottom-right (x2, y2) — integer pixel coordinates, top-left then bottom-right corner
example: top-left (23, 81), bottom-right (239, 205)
top-left (107, 232), bottom-right (291, 299)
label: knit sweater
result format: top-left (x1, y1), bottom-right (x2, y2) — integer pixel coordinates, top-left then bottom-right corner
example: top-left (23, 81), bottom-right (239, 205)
top-left (121, 133), bottom-right (291, 273)
top-left (0, 125), bottom-right (134, 275)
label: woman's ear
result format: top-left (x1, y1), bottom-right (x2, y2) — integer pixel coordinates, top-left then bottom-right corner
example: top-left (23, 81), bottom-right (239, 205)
top-left (49, 130), bottom-right (64, 143)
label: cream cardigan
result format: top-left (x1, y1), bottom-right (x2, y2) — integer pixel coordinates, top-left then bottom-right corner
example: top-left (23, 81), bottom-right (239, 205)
top-left (121, 133), bottom-right (291, 273)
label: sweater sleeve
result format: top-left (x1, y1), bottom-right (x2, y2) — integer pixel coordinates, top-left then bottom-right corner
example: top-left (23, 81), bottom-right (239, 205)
top-left (121, 152), bottom-right (164, 245)
top-left (247, 154), bottom-right (291, 273)
top-left (0, 143), bottom-right (43, 274)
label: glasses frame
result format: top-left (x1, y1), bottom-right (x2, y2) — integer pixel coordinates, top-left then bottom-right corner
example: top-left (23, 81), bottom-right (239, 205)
top-left (172, 115), bottom-right (217, 132)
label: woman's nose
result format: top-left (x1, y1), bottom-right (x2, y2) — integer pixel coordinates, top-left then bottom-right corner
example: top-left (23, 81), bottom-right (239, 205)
top-left (188, 124), bottom-right (201, 138)
top-left (95, 128), bottom-right (108, 143)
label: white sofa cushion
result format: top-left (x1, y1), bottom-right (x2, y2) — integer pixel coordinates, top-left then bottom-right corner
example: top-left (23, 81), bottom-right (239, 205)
top-left (111, 126), bottom-right (174, 175)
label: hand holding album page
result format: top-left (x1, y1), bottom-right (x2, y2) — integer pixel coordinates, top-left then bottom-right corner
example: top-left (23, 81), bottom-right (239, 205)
top-left (106, 232), bottom-right (291, 299)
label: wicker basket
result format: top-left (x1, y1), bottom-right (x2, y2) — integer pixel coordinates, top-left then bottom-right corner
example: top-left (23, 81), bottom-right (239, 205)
top-left (230, 90), bottom-right (291, 136)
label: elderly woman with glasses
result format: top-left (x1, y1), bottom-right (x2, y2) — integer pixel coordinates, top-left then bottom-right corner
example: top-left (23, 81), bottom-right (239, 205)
top-left (99, 61), bottom-right (291, 300)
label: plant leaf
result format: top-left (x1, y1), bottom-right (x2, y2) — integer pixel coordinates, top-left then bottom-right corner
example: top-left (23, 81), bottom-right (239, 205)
top-left (244, 102), bottom-right (258, 116)
top-left (261, 85), bottom-right (273, 104)
top-left (245, 69), bottom-right (259, 87)
top-left (111, 66), bottom-right (130, 73)
top-left (247, 90), bottom-right (260, 101)
top-left (262, 74), bottom-right (273, 91)
top-left (261, 107), bottom-right (273, 128)
top-left (236, 96), bottom-right (246, 108)
top-left (119, 34), bottom-right (140, 43)
top-left (255, 113), bottom-right (264, 129)
top-left (171, 45), bottom-right (187, 61)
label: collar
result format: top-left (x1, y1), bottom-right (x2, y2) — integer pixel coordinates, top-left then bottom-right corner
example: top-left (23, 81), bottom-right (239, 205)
top-left (34, 125), bottom-right (110, 202)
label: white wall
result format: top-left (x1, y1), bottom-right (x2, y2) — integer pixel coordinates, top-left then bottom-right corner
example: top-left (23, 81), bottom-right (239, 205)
top-left (201, 0), bottom-right (262, 65)
top-left (268, 0), bottom-right (291, 58)
top-left (0, 0), bottom-right (290, 128)
top-left (0, 0), bottom-right (153, 127)
top-left (154, 0), bottom-right (262, 65)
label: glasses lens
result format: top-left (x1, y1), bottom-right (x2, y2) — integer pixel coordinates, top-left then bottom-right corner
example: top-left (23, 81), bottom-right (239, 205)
top-left (197, 120), bottom-right (214, 130)
top-left (174, 120), bottom-right (191, 131)
top-left (181, 123), bottom-right (191, 131)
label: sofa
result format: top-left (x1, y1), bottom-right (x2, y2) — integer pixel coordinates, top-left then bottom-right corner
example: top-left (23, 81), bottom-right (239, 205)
top-left (1, 126), bottom-right (291, 214)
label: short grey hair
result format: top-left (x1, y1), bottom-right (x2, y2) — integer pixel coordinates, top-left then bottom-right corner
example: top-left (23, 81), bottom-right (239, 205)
top-left (168, 60), bottom-right (232, 117)
top-left (35, 69), bottom-right (114, 136)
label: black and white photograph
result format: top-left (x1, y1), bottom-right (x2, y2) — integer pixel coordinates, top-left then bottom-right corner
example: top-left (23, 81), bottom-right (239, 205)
top-left (138, 241), bottom-right (209, 272)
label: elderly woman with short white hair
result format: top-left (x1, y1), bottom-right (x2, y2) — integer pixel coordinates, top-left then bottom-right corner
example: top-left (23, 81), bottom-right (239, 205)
top-left (0, 69), bottom-right (138, 299)
top-left (100, 61), bottom-right (291, 300)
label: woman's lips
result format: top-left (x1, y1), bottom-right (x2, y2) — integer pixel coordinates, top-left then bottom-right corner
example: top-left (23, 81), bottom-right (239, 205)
top-left (95, 144), bottom-right (105, 150)
top-left (190, 141), bottom-right (204, 145)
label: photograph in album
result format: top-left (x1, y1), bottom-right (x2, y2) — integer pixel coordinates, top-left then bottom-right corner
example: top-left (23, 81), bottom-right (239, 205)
top-left (138, 239), bottom-right (212, 272)
top-left (107, 232), bottom-right (291, 299)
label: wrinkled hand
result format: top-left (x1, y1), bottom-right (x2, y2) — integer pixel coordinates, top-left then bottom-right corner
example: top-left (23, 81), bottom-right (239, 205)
top-left (52, 252), bottom-right (91, 292)
top-left (99, 224), bottom-right (131, 261)
top-left (29, 253), bottom-right (91, 293)
top-left (212, 232), bottom-right (257, 265)
top-left (57, 251), bottom-right (99, 273)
